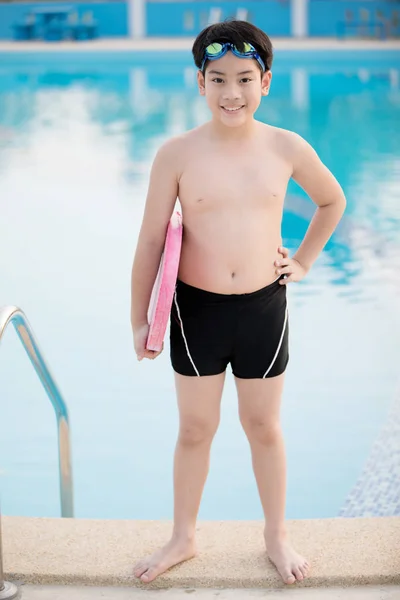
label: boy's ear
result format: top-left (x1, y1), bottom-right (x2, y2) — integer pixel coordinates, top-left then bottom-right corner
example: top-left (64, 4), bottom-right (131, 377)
top-left (197, 70), bottom-right (206, 95)
top-left (261, 70), bottom-right (272, 96)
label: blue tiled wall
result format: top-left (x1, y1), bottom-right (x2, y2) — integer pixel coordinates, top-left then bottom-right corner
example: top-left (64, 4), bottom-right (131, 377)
top-left (309, 0), bottom-right (400, 37)
top-left (146, 1), bottom-right (291, 37)
top-left (0, 0), bottom-right (399, 40)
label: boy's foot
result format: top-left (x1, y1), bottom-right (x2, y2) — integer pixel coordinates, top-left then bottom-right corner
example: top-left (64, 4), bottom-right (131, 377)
top-left (133, 537), bottom-right (196, 583)
top-left (264, 529), bottom-right (310, 585)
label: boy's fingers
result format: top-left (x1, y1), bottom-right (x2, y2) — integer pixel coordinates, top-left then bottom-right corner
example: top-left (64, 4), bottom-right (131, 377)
top-left (136, 340), bottom-right (164, 361)
top-left (279, 275), bottom-right (292, 285)
top-left (135, 345), bottom-right (144, 359)
top-left (136, 347), bottom-right (149, 360)
top-left (142, 346), bottom-right (164, 360)
top-left (278, 246), bottom-right (289, 258)
top-left (274, 258), bottom-right (290, 267)
top-left (277, 266), bottom-right (292, 275)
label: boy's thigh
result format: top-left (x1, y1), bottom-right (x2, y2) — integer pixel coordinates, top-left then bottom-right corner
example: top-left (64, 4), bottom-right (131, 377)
top-left (235, 373), bottom-right (285, 426)
top-left (174, 372), bottom-right (226, 426)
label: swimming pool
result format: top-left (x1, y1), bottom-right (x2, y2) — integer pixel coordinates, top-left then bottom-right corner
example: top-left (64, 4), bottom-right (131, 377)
top-left (0, 48), bottom-right (399, 521)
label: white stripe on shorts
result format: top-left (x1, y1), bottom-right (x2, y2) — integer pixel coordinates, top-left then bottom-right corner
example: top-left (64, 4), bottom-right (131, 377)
top-left (263, 305), bottom-right (288, 378)
top-left (174, 291), bottom-right (200, 377)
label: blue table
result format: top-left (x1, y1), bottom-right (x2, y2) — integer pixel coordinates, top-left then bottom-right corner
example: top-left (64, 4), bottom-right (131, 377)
top-left (13, 4), bottom-right (98, 41)
top-left (31, 5), bottom-right (74, 40)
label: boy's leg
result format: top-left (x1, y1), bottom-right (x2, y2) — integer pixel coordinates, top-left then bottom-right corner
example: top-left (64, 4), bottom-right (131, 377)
top-left (235, 373), bottom-right (310, 585)
top-left (134, 371), bottom-right (225, 583)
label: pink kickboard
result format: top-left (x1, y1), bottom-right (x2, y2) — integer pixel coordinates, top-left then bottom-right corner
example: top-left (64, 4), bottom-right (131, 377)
top-left (146, 211), bottom-right (183, 352)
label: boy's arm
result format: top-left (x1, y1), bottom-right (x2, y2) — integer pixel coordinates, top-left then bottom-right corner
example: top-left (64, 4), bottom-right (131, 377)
top-left (130, 139), bottom-right (180, 331)
top-left (286, 132), bottom-right (346, 271)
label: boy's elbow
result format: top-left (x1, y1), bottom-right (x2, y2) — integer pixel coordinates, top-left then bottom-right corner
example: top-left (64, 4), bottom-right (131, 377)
top-left (324, 187), bottom-right (346, 213)
top-left (328, 192), bottom-right (346, 222)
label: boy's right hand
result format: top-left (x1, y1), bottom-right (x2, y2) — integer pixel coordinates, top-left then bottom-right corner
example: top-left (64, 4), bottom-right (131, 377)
top-left (133, 323), bottom-right (164, 361)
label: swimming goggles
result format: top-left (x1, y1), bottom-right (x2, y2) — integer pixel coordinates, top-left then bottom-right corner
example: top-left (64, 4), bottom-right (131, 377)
top-left (201, 42), bottom-right (266, 73)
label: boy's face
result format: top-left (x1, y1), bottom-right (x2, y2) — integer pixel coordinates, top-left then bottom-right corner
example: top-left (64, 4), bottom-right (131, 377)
top-left (197, 51), bottom-right (272, 128)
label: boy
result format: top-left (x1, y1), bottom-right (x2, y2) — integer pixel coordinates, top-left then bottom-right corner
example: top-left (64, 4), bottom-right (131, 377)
top-left (130, 20), bottom-right (346, 586)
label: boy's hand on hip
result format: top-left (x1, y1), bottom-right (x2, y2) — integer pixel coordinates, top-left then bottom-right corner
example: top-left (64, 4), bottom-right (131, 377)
top-left (275, 246), bottom-right (308, 285)
top-left (133, 323), bottom-right (164, 361)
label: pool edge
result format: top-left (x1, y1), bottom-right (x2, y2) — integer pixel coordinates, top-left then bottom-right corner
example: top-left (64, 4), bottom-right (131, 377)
top-left (0, 37), bottom-right (400, 53)
top-left (2, 516), bottom-right (400, 589)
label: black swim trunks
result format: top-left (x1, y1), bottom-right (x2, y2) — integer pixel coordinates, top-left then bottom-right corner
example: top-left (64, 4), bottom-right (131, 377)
top-left (170, 276), bottom-right (289, 379)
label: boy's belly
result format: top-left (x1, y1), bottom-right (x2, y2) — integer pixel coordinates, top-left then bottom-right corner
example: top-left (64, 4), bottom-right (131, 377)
top-left (177, 216), bottom-right (283, 294)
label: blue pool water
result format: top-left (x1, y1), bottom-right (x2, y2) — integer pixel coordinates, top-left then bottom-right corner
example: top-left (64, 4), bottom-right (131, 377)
top-left (0, 49), bottom-right (399, 521)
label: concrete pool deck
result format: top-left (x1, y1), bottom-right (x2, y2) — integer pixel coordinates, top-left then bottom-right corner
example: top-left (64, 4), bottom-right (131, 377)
top-left (0, 37), bottom-right (400, 53)
top-left (2, 516), bottom-right (400, 589)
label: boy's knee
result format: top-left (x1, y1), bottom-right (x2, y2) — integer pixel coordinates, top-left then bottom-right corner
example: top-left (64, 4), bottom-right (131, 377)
top-left (241, 417), bottom-right (281, 446)
top-left (178, 418), bottom-right (218, 446)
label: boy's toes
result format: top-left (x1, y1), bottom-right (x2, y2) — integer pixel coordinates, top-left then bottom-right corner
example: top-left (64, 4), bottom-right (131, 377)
top-left (299, 565), bottom-right (307, 578)
top-left (283, 570), bottom-right (296, 585)
top-left (133, 561), bottom-right (148, 578)
top-left (140, 566), bottom-right (160, 583)
top-left (293, 567), bottom-right (304, 581)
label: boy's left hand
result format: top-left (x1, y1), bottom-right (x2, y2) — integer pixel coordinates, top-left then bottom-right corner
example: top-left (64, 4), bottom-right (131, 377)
top-left (275, 246), bottom-right (309, 285)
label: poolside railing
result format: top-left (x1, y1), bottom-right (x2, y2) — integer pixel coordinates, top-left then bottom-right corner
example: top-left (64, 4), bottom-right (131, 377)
top-left (0, 305), bottom-right (74, 518)
top-left (0, 305), bottom-right (74, 597)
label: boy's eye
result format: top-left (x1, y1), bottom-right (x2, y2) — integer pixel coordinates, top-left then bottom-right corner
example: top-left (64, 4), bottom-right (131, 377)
top-left (212, 78), bottom-right (223, 83)
top-left (241, 78), bottom-right (252, 83)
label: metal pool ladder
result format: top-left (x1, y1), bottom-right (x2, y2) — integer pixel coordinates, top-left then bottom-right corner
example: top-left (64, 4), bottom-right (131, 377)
top-left (0, 306), bottom-right (74, 599)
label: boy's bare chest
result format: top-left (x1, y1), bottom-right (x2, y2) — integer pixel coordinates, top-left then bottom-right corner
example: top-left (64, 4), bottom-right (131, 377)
top-left (179, 153), bottom-right (290, 208)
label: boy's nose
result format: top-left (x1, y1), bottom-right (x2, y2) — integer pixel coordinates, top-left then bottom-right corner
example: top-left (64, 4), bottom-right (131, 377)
top-left (222, 86), bottom-right (241, 101)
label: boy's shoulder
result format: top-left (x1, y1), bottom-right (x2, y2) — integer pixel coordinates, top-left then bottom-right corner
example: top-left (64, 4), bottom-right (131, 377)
top-left (261, 122), bottom-right (307, 147)
top-left (156, 126), bottom-right (205, 156)
top-left (260, 123), bottom-right (314, 163)
top-left (152, 127), bottom-right (206, 179)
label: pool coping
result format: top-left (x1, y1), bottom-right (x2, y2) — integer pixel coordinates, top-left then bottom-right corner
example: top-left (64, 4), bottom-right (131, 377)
top-left (3, 516), bottom-right (400, 589)
top-left (0, 37), bottom-right (400, 52)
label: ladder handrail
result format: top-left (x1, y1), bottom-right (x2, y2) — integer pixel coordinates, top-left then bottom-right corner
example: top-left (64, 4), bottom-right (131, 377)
top-left (0, 305), bottom-right (74, 518)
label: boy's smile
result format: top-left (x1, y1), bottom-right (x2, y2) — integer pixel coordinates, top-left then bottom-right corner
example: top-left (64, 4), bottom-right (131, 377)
top-left (220, 105), bottom-right (245, 115)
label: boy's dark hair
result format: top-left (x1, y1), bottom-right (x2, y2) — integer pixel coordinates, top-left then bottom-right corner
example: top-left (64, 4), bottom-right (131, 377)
top-left (192, 20), bottom-right (273, 73)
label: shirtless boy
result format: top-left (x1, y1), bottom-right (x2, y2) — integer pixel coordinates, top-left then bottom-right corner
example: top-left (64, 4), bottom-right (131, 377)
top-left (130, 20), bottom-right (346, 586)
